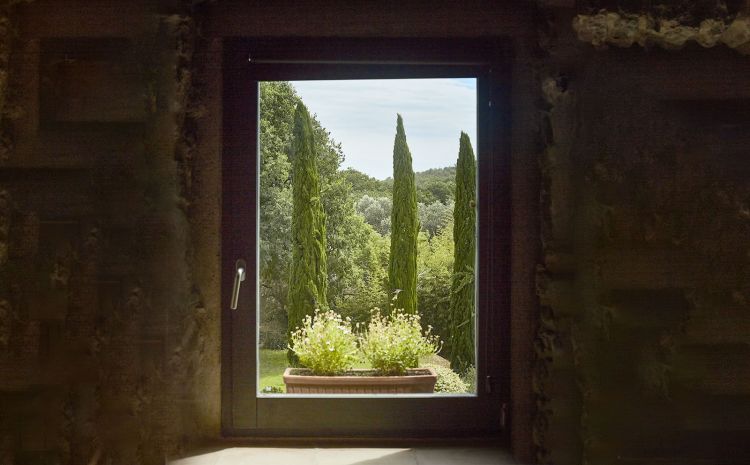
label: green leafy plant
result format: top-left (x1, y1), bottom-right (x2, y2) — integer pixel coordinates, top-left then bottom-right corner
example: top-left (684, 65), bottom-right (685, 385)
top-left (288, 309), bottom-right (358, 375)
top-left (460, 365), bottom-right (477, 393)
top-left (428, 365), bottom-right (469, 393)
top-left (360, 308), bottom-right (441, 375)
top-left (260, 386), bottom-right (284, 394)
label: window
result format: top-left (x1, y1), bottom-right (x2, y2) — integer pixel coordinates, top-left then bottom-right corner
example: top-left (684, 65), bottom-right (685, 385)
top-left (222, 38), bottom-right (511, 437)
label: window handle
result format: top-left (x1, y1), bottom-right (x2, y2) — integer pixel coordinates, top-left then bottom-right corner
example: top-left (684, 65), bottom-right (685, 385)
top-left (231, 259), bottom-right (246, 310)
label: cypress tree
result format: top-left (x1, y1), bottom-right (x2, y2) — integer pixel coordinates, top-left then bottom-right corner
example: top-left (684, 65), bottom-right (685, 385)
top-left (388, 114), bottom-right (419, 315)
top-left (287, 103), bottom-right (328, 364)
top-left (449, 132), bottom-right (476, 373)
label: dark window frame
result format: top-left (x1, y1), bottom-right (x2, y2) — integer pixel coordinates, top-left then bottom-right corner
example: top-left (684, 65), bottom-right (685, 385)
top-left (221, 37), bottom-right (512, 440)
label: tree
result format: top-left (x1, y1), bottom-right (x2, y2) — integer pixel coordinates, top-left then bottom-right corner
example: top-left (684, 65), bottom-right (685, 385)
top-left (258, 82), bottom-right (298, 348)
top-left (418, 200), bottom-right (454, 237)
top-left (287, 103), bottom-right (328, 364)
top-left (424, 180), bottom-right (453, 204)
top-left (342, 168), bottom-right (391, 198)
top-left (449, 132), bottom-right (476, 373)
top-left (258, 82), bottom-right (389, 352)
top-left (388, 114), bottom-right (419, 314)
top-left (417, 223), bottom-right (454, 350)
top-left (356, 195), bottom-right (392, 235)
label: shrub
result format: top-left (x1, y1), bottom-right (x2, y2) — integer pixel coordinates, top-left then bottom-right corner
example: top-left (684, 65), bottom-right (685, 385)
top-left (428, 365), bottom-right (469, 393)
top-left (260, 386), bottom-right (284, 394)
top-left (288, 309), bottom-right (358, 375)
top-left (259, 328), bottom-right (288, 350)
top-left (460, 365), bottom-right (477, 393)
top-left (360, 309), bottom-right (440, 375)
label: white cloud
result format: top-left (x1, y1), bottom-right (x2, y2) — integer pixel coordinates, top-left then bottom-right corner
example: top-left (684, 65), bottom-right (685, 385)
top-left (291, 78), bottom-right (477, 179)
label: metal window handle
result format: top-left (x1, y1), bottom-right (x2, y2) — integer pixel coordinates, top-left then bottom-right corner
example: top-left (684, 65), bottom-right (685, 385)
top-left (231, 259), bottom-right (246, 310)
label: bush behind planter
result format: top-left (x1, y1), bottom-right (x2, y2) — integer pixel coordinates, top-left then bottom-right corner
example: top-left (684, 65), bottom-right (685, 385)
top-left (427, 365), bottom-right (470, 393)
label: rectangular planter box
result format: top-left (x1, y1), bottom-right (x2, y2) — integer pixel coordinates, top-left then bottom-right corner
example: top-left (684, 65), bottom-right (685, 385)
top-left (283, 367), bottom-right (438, 394)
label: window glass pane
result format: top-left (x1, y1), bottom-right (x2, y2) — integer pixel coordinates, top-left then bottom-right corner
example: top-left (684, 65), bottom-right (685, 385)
top-left (258, 79), bottom-right (478, 396)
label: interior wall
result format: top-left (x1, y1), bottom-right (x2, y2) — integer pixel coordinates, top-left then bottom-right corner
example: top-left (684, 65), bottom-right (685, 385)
top-left (0, 2), bottom-right (223, 462)
top-left (535, 6), bottom-right (750, 462)
top-left (0, 1), bottom-right (748, 465)
top-left (0, 1), bottom-right (540, 462)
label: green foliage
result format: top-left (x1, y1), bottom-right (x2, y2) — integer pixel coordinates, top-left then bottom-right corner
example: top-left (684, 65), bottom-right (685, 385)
top-left (449, 132), bottom-right (477, 373)
top-left (343, 168), bottom-right (391, 198)
top-left (260, 320), bottom-right (289, 350)
top-left (461, 365), bottom-right (477, 393)
top-left (356, 195), bottom-right (452, 239)
top-left (260, 83), bottom-right (467, 373)
top-left (289, 309), bottom-right (359, 375)
top-left (359, 309), bottom-right (440, 376)
top-left (419, 200), bottom-right (454, 237)
top-left (388, 114), bottom-right (419, 315)
top-left (287, 103), bottom-right (329, 364)
top-left (261, 386), bottom-right (284, 394)
top-left (427, 365), bottom-right (470, 393)
top-left (422, 179), bottom-right (453, 204)
top-left (258, 83), bottom-right (297, 335)
top-left (356, 195), bottom-right (392, 235)
top-left (415, 166), bottom-right (456, 205)
top-left (324, 177), bottom-right (385, 313)
top-left (260, 83), bottom-right (387, 355)
top-left (346, 166), bottom-right (456, 206)
top-left (333, 228), bottom-right (389, 327)
top-left (417, 225), bottom-right (454, 353)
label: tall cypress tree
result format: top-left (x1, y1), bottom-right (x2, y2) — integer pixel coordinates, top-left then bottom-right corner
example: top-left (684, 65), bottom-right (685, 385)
top-left (388, 114), bottom-right (419, 314)
top-left (287, 103), bottom-right (328, 364)
top-left (449, 132), bottom-right (476, 373)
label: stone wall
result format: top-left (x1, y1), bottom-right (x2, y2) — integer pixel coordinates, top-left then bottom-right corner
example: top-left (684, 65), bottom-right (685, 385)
top-left (535, 4), bottom-right (750, 461)
top-left (0, 2), bottom-right (221, 462)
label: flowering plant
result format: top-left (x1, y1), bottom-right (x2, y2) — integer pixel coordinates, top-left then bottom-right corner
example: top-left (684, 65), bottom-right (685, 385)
top-left (288, 309), bottom-right (359, 375)
top-left (359, 308), bottom-right (441, 376)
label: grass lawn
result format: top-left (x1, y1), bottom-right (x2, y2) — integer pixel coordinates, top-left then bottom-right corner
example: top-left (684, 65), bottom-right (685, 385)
top-left (258, 349), bottom-right (289, 392)
top-left (258, 349), bottom-right (451, 393)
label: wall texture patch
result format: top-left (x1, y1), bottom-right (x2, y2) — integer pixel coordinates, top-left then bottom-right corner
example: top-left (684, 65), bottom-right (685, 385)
top-left (573, 11), bottom-right (750, 54)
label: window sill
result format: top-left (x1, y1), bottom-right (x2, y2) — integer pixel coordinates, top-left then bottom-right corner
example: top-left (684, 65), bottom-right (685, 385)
top-left (169, 446), bottom-right (515, 465)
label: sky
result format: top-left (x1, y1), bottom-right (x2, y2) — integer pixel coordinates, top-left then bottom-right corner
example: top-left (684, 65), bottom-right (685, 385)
top-left (290, 78), bottom-right (476, 180)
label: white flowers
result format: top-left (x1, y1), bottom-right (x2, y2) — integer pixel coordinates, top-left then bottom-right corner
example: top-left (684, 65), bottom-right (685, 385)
top-left (288, 307), bottom-right (441, 376)
top-left (289, 309), bottom-right (358, 375)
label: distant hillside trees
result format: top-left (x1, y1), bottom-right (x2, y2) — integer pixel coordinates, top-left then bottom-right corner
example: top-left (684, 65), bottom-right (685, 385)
top-left (356, 195), bottom-right (392, 235)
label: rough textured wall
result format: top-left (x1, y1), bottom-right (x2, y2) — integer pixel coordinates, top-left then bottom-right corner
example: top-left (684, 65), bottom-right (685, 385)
top-left (0, 1), bottom-right (541, 464)
top-left (535, 3), bottom-right (750, 462)
top-left (0, 1), bottom-right (221, 463)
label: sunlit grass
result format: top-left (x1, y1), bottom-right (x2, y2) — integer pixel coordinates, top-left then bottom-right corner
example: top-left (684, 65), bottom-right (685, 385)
top-left (259, 349), bottom-right (289, 392)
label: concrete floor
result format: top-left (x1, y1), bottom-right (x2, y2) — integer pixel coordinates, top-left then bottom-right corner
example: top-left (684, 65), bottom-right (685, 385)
top-left (168, 447), bottom-right (516, 465)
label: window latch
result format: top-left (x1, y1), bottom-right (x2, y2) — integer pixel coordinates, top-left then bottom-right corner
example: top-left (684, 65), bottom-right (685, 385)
top-left (230, 259), bottom-right (246, 310)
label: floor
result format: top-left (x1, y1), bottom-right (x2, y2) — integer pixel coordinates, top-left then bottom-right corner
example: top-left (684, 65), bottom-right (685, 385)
top-left (168, 447), bottom-right (516, 465)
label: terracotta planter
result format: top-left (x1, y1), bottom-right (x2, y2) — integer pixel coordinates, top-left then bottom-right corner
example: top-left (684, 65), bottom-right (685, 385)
top-left (283, 367), bottom-right (437, 394)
